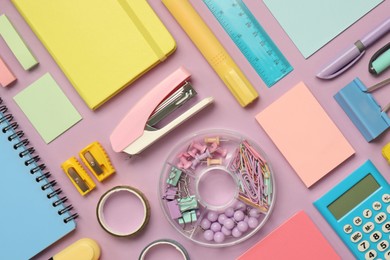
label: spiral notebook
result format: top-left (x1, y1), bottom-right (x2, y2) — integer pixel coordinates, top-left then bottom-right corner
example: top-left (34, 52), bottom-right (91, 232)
top-left (0, 98), bottom-right (77, 259)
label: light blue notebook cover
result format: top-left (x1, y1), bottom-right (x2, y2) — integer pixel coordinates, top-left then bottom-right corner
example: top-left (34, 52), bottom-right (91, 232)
top-left (0, 98), bottom-right (76, 259)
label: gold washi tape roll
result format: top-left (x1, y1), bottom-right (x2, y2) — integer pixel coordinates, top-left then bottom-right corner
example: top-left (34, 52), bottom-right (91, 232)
top-left (96, 185), bottom-right (150, 237)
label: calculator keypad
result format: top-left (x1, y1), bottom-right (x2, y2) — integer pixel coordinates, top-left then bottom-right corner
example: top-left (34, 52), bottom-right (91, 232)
top-left (345, 198), bottom-right (390, 259)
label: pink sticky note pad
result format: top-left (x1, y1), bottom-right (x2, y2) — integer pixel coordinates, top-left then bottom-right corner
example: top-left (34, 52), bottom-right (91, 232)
top-left (0, 56), bottom-right (16, 87)
top-left (237, 211), bottom-right (341, 260)
top-left (256, 82), bottom-right (354, 187)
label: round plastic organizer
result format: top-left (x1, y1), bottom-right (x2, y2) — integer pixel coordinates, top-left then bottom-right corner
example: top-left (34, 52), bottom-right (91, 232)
top-left (159, 130), bottom-right (276, 247)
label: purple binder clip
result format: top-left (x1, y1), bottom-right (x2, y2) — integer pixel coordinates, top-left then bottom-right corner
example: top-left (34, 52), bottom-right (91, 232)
top-left (334, 77), bottom-right (390, 142)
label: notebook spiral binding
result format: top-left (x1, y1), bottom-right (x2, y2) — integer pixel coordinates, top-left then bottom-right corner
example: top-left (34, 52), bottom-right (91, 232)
top-left (0, 98), bottom-right (78, 223)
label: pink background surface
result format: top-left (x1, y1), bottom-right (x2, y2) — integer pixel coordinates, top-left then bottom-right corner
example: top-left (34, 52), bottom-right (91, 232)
top-left (0, 1), bottom-right (389, 259)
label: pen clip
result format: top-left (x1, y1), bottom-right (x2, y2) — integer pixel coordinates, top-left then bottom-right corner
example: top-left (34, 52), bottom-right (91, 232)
top-left (369, 42), bottom-right (390, 75)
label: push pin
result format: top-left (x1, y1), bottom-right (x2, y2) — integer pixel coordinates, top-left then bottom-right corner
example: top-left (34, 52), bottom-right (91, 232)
top-left (204, 136), bottom-right (228, 145)
top-left (191, 149), bottom-right (212, 169)
top-left (207, 158), bottom-right (222, 166)
top-left (209, 142), bottom-right (227, 157)
top-left (187, 148), bottom-right (199, 158)
top-left (177, 156), bottom-right (192, 169)
top-left (190, 141), bottom-right (207, 154)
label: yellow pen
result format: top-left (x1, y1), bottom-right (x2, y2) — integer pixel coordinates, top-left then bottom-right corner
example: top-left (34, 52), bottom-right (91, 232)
top-left (162, 0), bottom-right (258, 107)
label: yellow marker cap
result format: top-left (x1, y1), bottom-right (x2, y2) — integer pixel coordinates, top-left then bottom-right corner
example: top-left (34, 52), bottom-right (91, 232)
top-left (52, 238), bottom-right (100, 260)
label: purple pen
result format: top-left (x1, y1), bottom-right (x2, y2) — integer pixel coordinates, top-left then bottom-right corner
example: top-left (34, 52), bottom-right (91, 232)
top-left (316, 17), bottom-right (390, 80)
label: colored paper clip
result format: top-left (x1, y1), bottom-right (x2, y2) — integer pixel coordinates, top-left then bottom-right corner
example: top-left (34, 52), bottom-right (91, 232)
top-left (334, 77), bottom-right (390, 142)
top-left (369, 42), bottom-right (390, 75)
top-left (80, 141), bottom-right (115, 182)
top-left (61, 157), bottom-right (96, 196)
top-left (382, 142), bottom-right (390, 164)
top-left (110, 67), bottom-right (214, 156)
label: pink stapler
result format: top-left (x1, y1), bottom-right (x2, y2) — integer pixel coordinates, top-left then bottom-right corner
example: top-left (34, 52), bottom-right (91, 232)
top-left (110, 67), bottom-right (214, 156)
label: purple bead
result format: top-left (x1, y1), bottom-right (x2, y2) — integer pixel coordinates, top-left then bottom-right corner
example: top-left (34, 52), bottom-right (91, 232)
top-left (237, 221), bottom-right (249, 232)
top-left (248, 217), bottom-right (259, 229)
top-left (235, 201), bottom-right (246, 210)
top-left (218, 214), bottom-right (227, 224)
top-left (232, 227), bottom-right (242, 238)
top-left (211, 222), bottom-right (222, 232)
top-left (207, 211), bottom-right (218, 222)
top-left (203, 230), bottom-right (214, 241)
top-left (200, 218), bottom-right (211, 230)
top-left (249, 208), bottom-right (260, 218)
top-left (225, 207), bottom-right (234, 218)
top-left (234, 210), bottom-right (245, 222)
top-left (223, 218), bottom-right (235, 230)
top-left (221, 226), bottom-right (232, 236)
top-left (243, 215), bottom-right (249, 223)
top-left (213, 231), bottom-right (225, 243)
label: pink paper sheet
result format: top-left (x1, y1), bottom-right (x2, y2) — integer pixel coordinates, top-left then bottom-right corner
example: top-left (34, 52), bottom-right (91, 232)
top-left (256, 82), bottom-right (354, 187)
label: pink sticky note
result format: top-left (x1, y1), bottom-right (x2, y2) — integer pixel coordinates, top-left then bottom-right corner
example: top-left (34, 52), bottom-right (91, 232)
top-left (237, 211), bottom-right (341, 260)
top-left (256, 82), bottom-right (354, 187)
top-left (0, 56), bottom-right (16, 87)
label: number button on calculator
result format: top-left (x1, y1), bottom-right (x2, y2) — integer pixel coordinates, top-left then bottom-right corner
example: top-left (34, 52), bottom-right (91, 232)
top-left (358, 240), bottom-right (370, 252)
top-left (365, 249), bottom-right (377, 259)
top-left (370, 231), bottom-right (382, 242)
top-left (382, 221), bottom-right (390, 233)
top-left (377, 240), bottom-right (389, 252)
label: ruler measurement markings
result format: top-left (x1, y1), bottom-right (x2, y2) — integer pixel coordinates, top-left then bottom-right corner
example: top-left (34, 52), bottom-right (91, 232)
top-left (203, 0), bottom-right (292, 87)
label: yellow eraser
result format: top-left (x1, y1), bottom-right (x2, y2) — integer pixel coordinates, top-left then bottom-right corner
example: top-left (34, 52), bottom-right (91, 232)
top-left (382, 142), bottom-right (390, 163)
top-left (61, 157), bottom-right (96, 196)
top-left (52, 238), bottom-right (100, 260)
top-left (79, 141), bottom-right (115, 182)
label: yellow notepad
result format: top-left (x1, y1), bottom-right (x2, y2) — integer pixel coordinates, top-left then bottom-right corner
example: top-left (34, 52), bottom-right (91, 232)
top-left (12, 0), bottom-right (176, 110)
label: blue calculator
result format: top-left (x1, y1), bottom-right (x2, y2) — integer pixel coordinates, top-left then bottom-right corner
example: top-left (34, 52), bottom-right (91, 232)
top-left (314, 160), bottom-right (390, 260)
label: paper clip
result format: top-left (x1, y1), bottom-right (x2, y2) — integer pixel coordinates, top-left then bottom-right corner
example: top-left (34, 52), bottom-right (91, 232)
top-left (61, 157), bottom-right (96, 196)
top-left (79, 141), bottom-right (115, 182)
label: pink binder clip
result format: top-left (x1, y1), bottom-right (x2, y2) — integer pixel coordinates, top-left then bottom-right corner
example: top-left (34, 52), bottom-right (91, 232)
top-left (110, 67), bottom-right (214, 156)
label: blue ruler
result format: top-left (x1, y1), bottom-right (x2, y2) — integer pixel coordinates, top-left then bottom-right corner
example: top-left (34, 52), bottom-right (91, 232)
top-left (203, 0), bottom-right (293, 87)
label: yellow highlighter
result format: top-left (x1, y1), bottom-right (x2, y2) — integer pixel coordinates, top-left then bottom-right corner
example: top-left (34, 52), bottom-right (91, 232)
top-left (162, 0), bottom-right (258, 107)
top-left (50, 238), bottom-right (100, 260)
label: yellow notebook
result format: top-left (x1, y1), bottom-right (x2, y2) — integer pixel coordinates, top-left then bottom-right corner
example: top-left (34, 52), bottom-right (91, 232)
top-left (12, 0), bottom-right (176, 110)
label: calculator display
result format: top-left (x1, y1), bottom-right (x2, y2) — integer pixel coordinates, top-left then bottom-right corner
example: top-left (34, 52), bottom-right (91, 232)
top-left (327, 174), bottom-right (380, 220)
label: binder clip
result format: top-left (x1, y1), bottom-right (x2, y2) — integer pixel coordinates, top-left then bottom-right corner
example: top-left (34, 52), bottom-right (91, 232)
top-left (110, 67), bottom-right (214, 156)
top-left (61, 157), bottom-right (96, 196)
top-left (382, 142), bottom-right (390, 164)
top-left (79, 141), bottom-right (115, 182)
top-left (334, 77), bottom-right (390, 142)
